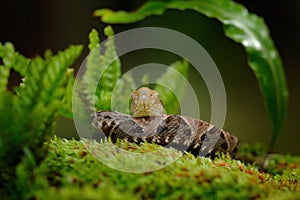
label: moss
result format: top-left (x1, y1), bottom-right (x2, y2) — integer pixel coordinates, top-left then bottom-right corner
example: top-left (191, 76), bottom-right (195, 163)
top-left (23, 137), bottom-right (300, 199)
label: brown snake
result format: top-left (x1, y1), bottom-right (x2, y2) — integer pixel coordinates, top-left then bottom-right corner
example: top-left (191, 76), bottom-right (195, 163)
top-left (92, 87), bottom-right (239, 158)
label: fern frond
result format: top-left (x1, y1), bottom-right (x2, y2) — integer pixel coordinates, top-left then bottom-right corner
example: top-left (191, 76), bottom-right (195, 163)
top-left (73, 80), bottom-right (95, 124)
top-left (0, 62), bottom-right (10, 98)
top-left (97, 26), bottom-right (121, 110)
top-left (111, 72), bottom-right (136, 114)
top-left (82, 27), bottom-right (189, 114)
top-left (83, 29), bottom-right (102, 102)
top-left (88, 29), bottom-right (100, 51)
top-left (0, 42), bottom-right (30, 76)
top-left (0, 92), bottom-right (24, 168)
top-left (44, 49), bottom-right (53, 60)
top-left (154, 60), bottom-right (189, 113)
top-left (0, 42), bottom-right (30, 97)
top-left (15, 45), bottom-right (83, 133)
top-left (0, 40), bottom-right (82, 198)
top-left (59, 68), bottom-right (75, 118)
top-left (83, 26), bottom-right (121, 110)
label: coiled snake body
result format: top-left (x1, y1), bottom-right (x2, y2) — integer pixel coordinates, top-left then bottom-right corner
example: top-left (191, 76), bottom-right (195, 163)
top-left (92, 87), bottom-right (239, 157)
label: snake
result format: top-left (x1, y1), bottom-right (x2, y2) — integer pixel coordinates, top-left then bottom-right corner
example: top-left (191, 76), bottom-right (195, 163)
top-left (92, 87), bottom-right (239, 158)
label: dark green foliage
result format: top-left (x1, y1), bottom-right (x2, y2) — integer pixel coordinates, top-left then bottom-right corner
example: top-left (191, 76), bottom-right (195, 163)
top-left (94, 0), bottom-right (288, 147)
top-left (0, 42), bottom-right (82, 198)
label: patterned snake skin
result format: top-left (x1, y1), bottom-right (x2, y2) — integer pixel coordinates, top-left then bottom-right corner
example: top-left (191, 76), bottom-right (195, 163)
top-left (92, 87), bottom-right (239, 157)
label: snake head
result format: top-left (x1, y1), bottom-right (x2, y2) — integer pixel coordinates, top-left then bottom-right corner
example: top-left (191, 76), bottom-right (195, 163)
top-left (130, 87), bottom-right (165, 118)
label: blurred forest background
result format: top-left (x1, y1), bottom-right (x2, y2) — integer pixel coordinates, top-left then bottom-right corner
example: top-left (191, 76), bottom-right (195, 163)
top-left (1, 0), bottom-right (299, 154)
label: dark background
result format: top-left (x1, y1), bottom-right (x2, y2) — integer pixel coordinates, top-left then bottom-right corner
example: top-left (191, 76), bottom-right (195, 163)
top-left (1, 1), bottom-right (299, 154)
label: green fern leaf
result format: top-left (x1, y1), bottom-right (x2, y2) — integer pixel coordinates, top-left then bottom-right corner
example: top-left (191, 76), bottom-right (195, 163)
top-left (44, 49), bottom-right (53, 60)
top-left (83, 26), bottom-right (121, 110)
top-left (0, 92), bottom-right (24, 167)
top-left (15, 45), bottom-right (83, 133)
top-left (0, 42), bottom-right (30, 76)
top-left (0, 63), bottom-right (10, 97)
top-left (154, 60), bottom-right (189, 114)
top-left (83, 29), bottom-right (102, 103)
top-left (0, 42), bottom-right (31, 97)
top-left (111, 72), bottom-right (136, 114)
top-left (88, 29), bottom-right (100, 51)
top-left (0, 43), bottom-right (82, 198)
top-left (58, 68), bottom-right (75, 118)
top-left (97, 26), bottom-right (121, 110)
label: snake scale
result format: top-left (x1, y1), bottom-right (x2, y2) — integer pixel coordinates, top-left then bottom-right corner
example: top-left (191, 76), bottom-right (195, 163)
top-left (92, 87), bottom-right (239, 158)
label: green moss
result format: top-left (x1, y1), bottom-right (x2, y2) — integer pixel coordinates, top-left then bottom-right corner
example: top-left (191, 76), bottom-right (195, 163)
top-left (20, 137), bottom-right (300, 199)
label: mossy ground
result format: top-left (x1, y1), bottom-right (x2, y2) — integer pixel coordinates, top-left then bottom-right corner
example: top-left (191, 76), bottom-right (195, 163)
top-left (13, 137), bottom-right (300, 199)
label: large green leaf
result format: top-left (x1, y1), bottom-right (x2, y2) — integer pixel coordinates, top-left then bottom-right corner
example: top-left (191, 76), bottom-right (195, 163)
top-left (94, 0), bottom-right (288, 147)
